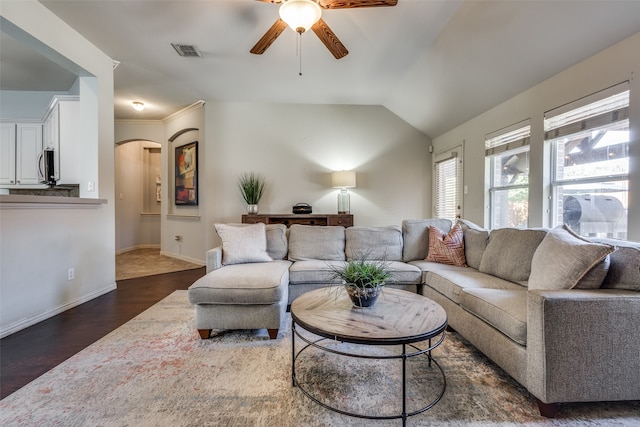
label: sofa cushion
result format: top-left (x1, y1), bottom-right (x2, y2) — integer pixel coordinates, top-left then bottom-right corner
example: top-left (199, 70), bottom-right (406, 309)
top-left (457, 219), bottom-right (489, 270)
top-left (424, 269), bottom-right (524, 304)
top-left (460, 289), bottom-right (528, 346)
top-left (402, 218), bottom-right (452, 262)
top-left (592, 238), bottom-right (640, 291)
top-left (345, 226), bottom-right (403, 261)
top-left (385, 261), bottom-right (422, 284)
top-left (288, 225), bottom-right (346, 261)
top-left (215, 223), bottom-right (272, 265)
top-left (265, 223), bottom-right (288, 260)
top-left (425, 223), bottom-right (466, 267)
top-left (288, 260), bottom-right (345, 285)
top-left (188, 260), bottom-right (291, 304)
top-left (529, 225), bottom-right (614, 291)
top-left (479, 228), bottom-right (547, 283)
top-left (576, 255), bottom-right (611, 289)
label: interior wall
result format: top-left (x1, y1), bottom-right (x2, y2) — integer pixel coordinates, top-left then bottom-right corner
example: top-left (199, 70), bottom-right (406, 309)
top-left (162, 104), bottom-right (206, 264)
top-left (114, 140), bottom-right (161, 253)
top-left (0, 1), bottom-right (115, 337)
top-left (432, 32), bottom-right (640, 241)
top-left (204, 102), bottom-right (432, 251)
top-left (0, 90), bottom-right (70, 119)
top-left (115, 102), bottom-right (432, 264)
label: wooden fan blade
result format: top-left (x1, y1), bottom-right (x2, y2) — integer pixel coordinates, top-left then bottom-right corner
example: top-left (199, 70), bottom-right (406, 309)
top-left (311, 18), bottom-right (349, 59)
top-left (319, 0), bottom-right (397, 9)
top-left (250, 19), bottom-right (288, 55)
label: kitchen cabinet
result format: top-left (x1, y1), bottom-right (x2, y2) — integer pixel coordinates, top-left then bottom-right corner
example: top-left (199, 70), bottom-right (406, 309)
top-left (0, 122), bottom-right (42, 186)
top-left (42, 95), bottom-right (79, 183)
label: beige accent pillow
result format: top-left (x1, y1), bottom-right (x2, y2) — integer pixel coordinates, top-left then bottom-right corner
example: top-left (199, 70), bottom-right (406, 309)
top-left (479, 228), bottom-right (547, 282)
top-left (215, 223), bottom-right (272, 265)
top-left (425, 224), bottom-right (467, 267)
top-left (529, 225), bottom-right (614, 290)
top-left (457, 219), bottom-right (489, 270)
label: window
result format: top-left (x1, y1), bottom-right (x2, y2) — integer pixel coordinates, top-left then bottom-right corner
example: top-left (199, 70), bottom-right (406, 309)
top-left (433, 147), bottom-right (462, 223)
top-left (486, 122), bottom-right (531, 229)
top-left (546, 85), bottom-right (629, 239)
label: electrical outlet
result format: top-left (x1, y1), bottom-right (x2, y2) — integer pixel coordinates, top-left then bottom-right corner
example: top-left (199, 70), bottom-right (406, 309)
top-left (68, 268), bottom-right (75, 281)
top-left (88, 181), bottom-right (95, 192)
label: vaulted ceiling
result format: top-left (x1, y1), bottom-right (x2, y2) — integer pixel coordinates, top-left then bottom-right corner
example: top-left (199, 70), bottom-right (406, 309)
top-left (3, 1), bottom-right (640, 138)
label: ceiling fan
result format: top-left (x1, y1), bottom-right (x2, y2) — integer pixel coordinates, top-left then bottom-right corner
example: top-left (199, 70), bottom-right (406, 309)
top-left (250, 0), bottom-right (398, 59)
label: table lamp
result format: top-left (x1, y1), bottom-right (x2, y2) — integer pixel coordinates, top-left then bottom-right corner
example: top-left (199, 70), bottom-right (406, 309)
top-left (331, 171), bottom-right (356, 214)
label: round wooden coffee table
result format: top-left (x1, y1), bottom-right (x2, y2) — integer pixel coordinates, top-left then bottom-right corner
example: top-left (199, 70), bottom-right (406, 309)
top-left (290, 287), bottom-right (447, 426)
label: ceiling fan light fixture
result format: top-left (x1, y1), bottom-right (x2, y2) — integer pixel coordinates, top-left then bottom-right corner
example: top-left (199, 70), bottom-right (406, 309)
top-left (279, 0), bottom-right (322, 33)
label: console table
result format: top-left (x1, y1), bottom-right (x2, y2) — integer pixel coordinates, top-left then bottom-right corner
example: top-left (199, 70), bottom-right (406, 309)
top-left (241, 213), bottom-right (353, 227)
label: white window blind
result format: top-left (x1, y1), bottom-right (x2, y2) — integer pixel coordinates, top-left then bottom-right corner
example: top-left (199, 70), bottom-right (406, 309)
top-left (545, 85), bottom-right (629, 140)
top-left (434, 149), bottom-right (461, 222)
top-left (485, 122), bottom-right (531, 156)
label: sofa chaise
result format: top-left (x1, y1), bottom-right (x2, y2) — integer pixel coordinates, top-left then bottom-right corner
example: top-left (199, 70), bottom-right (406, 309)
top-left (188, 219), bottom-right (640, 416)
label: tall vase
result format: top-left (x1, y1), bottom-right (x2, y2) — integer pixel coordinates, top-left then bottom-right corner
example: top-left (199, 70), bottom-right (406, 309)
top-left (247, 204), bottom-right (259, 214)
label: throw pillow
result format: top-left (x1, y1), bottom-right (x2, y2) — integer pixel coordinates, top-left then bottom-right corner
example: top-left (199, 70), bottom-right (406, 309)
top-left (401, 218), bottom-right (453, 262)
top-left (479, 228), bottom-right (547, 283)
top-left (528, 225), bottom-right (614, 291)
top-left (457, 219), bottom-right (489, 270)
top-left (215, 223), bottom-right (272, 265)
top-left (425, 223), bottom-right (467, 267)
top-left (575, 255), bottom-right (611, 289)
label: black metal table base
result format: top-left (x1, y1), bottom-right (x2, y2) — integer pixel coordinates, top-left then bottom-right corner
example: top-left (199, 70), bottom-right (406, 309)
top-left (291, 322), bottom-right (447, 426)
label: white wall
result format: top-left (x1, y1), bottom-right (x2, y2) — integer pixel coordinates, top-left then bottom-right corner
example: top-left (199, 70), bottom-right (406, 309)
top-left (0, 1), bottom-right (115, 337)
top-left (204, 102), bottom-right (432, 249)
top-left (433, 32), bottom-right (640, 241)
top-left (162, 104), bottom-right (206, 264)
top-left (115, 102), bottom-right (432, 263)
top-left (114, 121), bottom-right (165, 253)
top-left (115, 140), bottom-right (161, 252)
top-left (0, 90), bottom-right (69, 120)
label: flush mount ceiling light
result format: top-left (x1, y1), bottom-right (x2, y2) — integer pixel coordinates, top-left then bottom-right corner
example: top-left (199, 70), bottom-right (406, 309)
top-left (279, 0), bottom-right (321, 34)
top-left (132, 101), bottom-right (145, 111)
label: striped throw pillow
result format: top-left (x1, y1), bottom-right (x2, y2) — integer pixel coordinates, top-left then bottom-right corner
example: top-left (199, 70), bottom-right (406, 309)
top-left (425, 223), bottom-right (467, 267)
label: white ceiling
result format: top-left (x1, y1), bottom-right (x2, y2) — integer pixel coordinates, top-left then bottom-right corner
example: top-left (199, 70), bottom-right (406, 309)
top-left (3, 1), bottom-right (640, 138)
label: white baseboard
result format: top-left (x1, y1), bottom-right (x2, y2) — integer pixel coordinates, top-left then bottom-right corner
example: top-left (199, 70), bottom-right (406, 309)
top-left (116, 244), bottom-right (160, 255)
top-left (159, 251), bottom-right (204, 266)
top-left (0, 282), bottom-right (117, 339)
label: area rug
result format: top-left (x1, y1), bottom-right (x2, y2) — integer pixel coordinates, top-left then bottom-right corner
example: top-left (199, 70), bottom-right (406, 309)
top-left (1, 291), bottom-right (638, 426)
top-left (116, 248), bottom-right (202, 281)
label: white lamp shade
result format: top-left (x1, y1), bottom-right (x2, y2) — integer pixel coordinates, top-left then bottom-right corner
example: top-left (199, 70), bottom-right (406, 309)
top-left (279, 0), bottom-right (322, 33)
top-left (331, 171), bottom-right (356, 188)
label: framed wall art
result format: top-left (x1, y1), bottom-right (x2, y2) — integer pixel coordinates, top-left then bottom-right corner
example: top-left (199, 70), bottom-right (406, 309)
top-left (174, 141), bottom-right (198, 205)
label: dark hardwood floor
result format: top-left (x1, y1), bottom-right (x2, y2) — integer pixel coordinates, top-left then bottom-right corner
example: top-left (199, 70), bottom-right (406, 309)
top-left (0, 267), bottom-right (206, 399)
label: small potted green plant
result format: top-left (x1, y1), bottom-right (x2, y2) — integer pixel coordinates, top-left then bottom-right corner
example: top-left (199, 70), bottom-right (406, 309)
top-left (329, 257), bottom-right (392, 308)
top-left (238, 172), bottom-right (266, 214)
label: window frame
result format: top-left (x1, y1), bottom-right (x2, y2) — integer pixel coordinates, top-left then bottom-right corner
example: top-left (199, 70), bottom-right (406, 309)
top-left (485, 121), bottom-right (531, 229)
top-left (546, 84), bottom-right (630, 239)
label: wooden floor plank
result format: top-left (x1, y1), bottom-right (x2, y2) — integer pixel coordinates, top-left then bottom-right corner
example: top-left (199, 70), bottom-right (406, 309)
top-left (0, 267), bottom-right (205, 399)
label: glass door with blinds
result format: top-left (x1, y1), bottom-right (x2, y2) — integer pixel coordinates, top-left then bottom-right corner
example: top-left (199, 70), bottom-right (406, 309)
top-left (545, 83), bottom-right (630, 239)
top-left (433, 146), bottom-right (463, 223)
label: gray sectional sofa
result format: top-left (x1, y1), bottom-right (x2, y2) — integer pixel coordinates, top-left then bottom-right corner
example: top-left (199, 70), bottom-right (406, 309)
top-left (188, 219), bottom-right (640, 416)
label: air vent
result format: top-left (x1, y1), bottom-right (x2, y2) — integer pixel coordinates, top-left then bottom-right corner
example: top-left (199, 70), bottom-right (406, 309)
top-left (171, 43), bottom-right (202, 58)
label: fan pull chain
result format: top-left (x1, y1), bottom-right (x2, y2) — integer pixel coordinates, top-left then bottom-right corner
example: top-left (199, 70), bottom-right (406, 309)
top-left (298, 32), bottom-right (303, 76)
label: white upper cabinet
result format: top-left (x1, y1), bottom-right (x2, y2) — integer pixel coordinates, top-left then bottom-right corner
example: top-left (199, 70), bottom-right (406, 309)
top-left (0, 122), bottom-right (42, 186)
